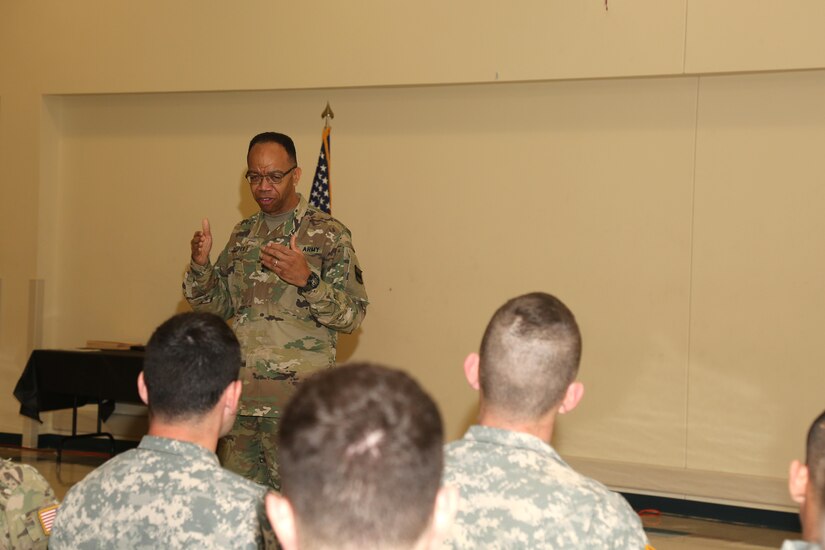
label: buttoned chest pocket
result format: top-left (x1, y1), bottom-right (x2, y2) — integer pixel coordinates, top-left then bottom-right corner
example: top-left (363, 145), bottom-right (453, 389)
top-left (227, 237), bottom-right (266, 306)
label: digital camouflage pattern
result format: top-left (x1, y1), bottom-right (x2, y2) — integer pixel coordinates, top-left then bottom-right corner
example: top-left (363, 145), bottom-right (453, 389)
top-left (1, 458), bottom-right (58, 549)
top-left (443, 426), bottom-right (649, 549)
top-left (49, 436), bottom-right (275, 550)
top-left (183, 194), bottom-right (368, 418)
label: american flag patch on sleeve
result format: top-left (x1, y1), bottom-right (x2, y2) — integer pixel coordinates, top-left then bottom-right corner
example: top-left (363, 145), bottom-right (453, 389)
top-left (38, 504), bottom-right (59, 535)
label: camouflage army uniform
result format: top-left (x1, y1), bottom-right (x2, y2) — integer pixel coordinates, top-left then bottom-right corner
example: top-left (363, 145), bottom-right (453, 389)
top-left (50, 435), bottom-right (273, 549)
top-left (183, 194), bottom-right (368, 488)
top-left (443, 425), bottom-right (649, 549)
top-left (0, 458), bottom-right (58, 549)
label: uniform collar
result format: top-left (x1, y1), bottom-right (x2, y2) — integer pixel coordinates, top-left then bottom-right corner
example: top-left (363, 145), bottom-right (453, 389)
top-left (252, 194), bottom-right (309, 238)
top-left (138, 435), bottom-right (219, 465)
top-left (463, 424), bottom-right (567, 465)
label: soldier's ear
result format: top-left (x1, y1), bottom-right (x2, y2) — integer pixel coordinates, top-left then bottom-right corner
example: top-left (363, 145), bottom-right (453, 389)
top-left (224, 380), bottom-right (242, 413)
top-left (463, 353), bottom-right (480, 391)
top-left (558, 381), bottom-right (584, 414)
top-left (789, 459), bottom-right (809, 504)
top-left (137, 372), bottom-right (149, 406)
top-left (266, 492), bottom-right (298, 550)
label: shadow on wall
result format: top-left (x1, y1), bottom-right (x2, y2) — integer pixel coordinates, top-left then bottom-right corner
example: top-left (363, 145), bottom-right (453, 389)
top-left (237, 172), bottom-right (258, 219)
top-left (337, 328), bottom-right (362, 363)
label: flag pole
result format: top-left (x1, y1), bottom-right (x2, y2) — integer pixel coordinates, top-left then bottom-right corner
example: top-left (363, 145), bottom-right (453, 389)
top-left (310, 103), bottom-right (334, 214)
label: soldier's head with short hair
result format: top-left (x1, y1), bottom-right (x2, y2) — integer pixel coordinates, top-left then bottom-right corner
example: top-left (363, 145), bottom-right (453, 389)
top-left (245, 131), bottom-right (302, 215)
top-left (247, 131), bottom-right (297, 163)
top-left (474, 292), bottom-right (582, 423)
top-left (140, 312), bottom-right (241, 425)
top-left (789, 410), bottom-right (825, 543)
top-left (266, 363), bottom-right (457, 550)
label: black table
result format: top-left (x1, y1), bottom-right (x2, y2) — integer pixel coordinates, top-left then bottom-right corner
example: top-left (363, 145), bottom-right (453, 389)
top-left (13, 349), bottom-right (144, 460)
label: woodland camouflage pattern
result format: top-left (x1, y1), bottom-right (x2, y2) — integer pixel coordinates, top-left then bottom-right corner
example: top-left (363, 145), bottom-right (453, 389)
top-left (183, 194), bottom-right (368, 418)
top-left (218, 415), bottom-right (281, 489)
top-left (443, 426), bottom-right (649, 549)
top-left (1, 458), bottom-right (58, 549)
top-left (49, 436), bottom-right (274, 549)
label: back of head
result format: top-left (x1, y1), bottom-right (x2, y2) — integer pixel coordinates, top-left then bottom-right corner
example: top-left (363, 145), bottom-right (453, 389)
top-left (248, 131), bottom-right (297, 163)
top-left (278, 363), bottom-right (444, 549)
top-left (143, 312), bottom-right (241, 421)
top-left (807, 411), bottom-right (825, 528)
top-left (479, 292), bottom-right (582, 421)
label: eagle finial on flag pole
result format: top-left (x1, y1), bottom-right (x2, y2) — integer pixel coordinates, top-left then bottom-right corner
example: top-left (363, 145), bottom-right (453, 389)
top-left (310, 103), bottom-right (334, 213)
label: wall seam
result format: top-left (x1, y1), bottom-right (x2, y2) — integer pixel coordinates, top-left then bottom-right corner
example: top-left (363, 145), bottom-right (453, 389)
top-left (682, 0), bottom-right (690, 73)
top-left (684, 75), bottom-right (701, 470)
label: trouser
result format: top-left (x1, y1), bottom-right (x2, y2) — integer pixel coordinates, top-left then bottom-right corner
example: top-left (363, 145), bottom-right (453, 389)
top-left (218, 415), bottom-right (281, 490)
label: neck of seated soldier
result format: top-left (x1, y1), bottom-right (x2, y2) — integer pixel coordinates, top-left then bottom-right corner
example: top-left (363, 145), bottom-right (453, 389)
top-left (800, 481), bottom-right (822, 543)
top-left (146, 409), bottom-right (224, 453)
top-left (291, 530), bottom-right (443, 550)
top-left (477, 403), bottom-right (557, 444)
top-left (277, 502), bottom-right (449, 550)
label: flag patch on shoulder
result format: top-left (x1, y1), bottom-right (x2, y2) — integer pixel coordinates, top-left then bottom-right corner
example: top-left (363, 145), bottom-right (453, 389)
top-left (38, 504), bottom-right (58, 535)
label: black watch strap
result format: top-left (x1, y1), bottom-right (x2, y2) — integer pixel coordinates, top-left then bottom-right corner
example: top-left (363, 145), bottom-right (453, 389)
top-left (299, 272), bottom-right (320, 294)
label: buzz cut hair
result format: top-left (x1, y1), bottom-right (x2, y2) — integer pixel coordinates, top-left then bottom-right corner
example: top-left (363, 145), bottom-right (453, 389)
top-left (277, 363), bottom-right (445, 549)
top-left (806, 410), bottom-right (825, 509)
top-left (479, 292), bottom-right (582, 421)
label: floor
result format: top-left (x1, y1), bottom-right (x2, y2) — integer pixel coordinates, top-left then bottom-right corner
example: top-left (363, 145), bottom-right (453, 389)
top-left (1, 445), bottom-right (802, 549)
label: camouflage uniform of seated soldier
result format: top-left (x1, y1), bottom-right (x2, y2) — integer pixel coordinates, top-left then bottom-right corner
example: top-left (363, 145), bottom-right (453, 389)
top-left (443, 292), bottom-right (650, 549)
top-left (51, 312), bottom-right (275, 549)
top-left (0, 458), bottom-right (59, 550)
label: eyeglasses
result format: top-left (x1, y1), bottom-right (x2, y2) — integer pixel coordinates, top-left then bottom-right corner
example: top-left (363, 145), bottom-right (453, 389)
top-left (245, 166), bottom-right (297, 186)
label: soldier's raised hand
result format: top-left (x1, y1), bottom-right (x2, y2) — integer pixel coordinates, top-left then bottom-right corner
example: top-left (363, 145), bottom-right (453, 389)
top-left (190, 218), bottom-right (213, 266)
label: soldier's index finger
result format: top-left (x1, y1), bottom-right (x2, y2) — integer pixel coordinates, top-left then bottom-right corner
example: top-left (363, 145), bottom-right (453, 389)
top-left (202, 218), bottom-right (211, 236)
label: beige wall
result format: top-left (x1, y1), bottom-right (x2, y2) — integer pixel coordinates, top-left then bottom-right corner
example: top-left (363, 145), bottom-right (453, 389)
top-left (3, 1), bottom-right (825, 509)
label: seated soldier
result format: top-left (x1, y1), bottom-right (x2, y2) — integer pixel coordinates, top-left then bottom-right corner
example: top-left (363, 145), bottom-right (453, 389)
top-left (785, 410), bottom-right (825, 549)
top-left (51, 312), bottom-right (274, 549)
top-left (266, 363), bottom-right (457, 550)
top-left (443, 292), bottom-right (649, 549)
top-left (0, 458), bottom-right (59, 549)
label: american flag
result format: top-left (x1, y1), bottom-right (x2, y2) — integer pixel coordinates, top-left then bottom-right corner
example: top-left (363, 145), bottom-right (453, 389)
top-left (310, 127), bottom-right (332, 214)
top-left (38, 504), bottom-right (59, 535)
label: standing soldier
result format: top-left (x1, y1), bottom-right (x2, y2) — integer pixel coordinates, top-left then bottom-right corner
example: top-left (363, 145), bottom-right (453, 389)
top-left (184, 132), bottom-right (368, 489)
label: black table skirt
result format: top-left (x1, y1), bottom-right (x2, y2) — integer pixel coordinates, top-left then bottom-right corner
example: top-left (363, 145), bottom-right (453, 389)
top-left (14, 349), bottom-right (144, 422)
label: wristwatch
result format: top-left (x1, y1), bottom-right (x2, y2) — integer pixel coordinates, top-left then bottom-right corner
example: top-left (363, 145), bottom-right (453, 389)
top-left (299, 272), bottom-right (320, 294)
